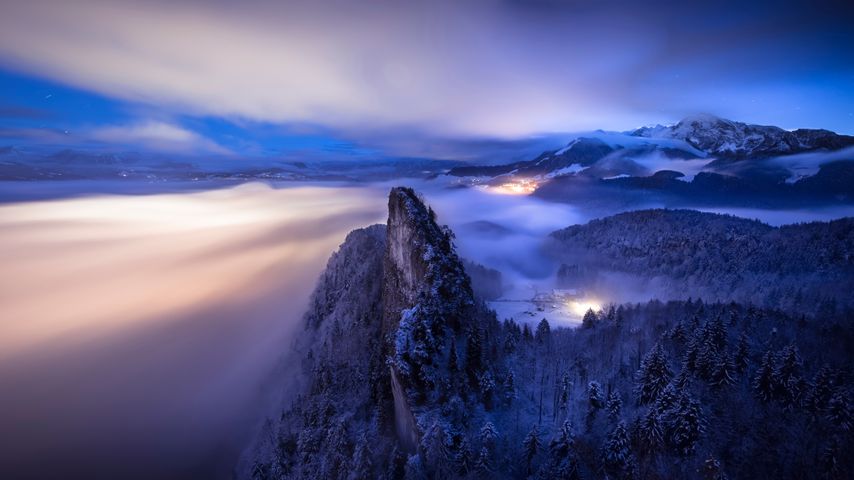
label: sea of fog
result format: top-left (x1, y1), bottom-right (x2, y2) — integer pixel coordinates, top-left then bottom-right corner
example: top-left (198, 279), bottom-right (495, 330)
top-left (0, 178), bottom-right (851, 478)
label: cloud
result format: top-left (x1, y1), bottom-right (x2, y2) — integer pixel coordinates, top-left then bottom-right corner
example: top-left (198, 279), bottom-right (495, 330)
top-left (0, 0), bottom-right (852, 140)
top-left (88, 121), bottom-right (230, 154)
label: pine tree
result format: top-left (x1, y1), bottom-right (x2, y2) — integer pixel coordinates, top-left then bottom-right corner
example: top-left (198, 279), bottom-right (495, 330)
top-left (709, 351), bottom-right (736, 389)
top-left (826, 391), bottom-right (852, 432)
top-left (474, 446), bottom-right (493, 478)
top-left (607, 390), bottom-right (623, 421)
top-left (480, 421), bottom-right (498, 451)
top-left (557, 373), bottom-right (572, 419)
top-left (448, 340), bottom-right (459, 374)
top-left (668, 395), bottom-right (705, 456)
top-left (453, 437), bottom-right (473, 476)
top-left (522, 323), bottom-right (533, 342)
top-left (582, 309), bottom-right (598, 329)
top-left (602, 421), bottom-right (635, 479)
top-left (753, 350), bottom-right (776, 403)
top-left (734, 332), bottom-right (749, 373)
top-left (806, 365), bottom-right (836, 414)
top-left (421, 422), bottom-right (451, 478)
top-left (479, 370), bottom-right (496, 409)
top-left (348, 434), bottom-right (373, 480)
top-left (587, 381), bottom-right (605, 429)
top-left (545, 421), bottom-right (580, 480)
top-left (636, 343), bottom-right (673, 405)
top-left (522, 425), bottom-right (541, 475)
top-left (536, 318), bottom-right (552, 344)
top-left (465, 327), bottom-right (483, 387)
top-left (503, 370), bottom-right (517, 406)
top-left (634, 409), bottom-right (664, 457)
top-left (819, 437), bottom-right (842, 480)
top-left (774, 344), bottom-right (804, 409)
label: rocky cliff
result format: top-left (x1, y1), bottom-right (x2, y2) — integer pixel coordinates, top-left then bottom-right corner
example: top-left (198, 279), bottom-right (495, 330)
top-left (241, 187), bottom-right (489, 479)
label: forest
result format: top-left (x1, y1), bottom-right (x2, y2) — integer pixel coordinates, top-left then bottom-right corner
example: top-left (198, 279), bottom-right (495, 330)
top-left (243, 190), bottom-right (853, 480)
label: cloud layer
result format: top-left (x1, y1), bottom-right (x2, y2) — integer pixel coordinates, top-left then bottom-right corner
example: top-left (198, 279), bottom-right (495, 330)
top-left (0, 0), bottom-right (852, 141)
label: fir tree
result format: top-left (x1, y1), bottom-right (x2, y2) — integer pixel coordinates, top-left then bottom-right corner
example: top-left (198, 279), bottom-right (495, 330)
top-left (635, 343), bottom-right (673, 405)
top-left (734, 332), bottom-right (749, 373)
top-left (582, 308), bottom-right (598, 329)
top-left (465, 327), bottom-right (483, 387)
top-left (826, 391), bottom-right (852, 432)
top-left (503, 370), bottom-right (517, 406)
top-left (806, 365), bottom-right (836, 414)
top-left (479, 370), bottom-right (496, 409)
top-left (634, 409), bottom-right (664, 457)
top-left (480, 421), bottom-right (498, 451)
top-left (709, 351), bottom-right (736, 389)
top-left (545, 421), bottom-right (580, 480)
top-left (448, 340), bottom-right (459, 374)
top-left (536, 318), bottom-right (552, 344)
top-left (522, 425), bottom-right (541, 475)
top-left (587, 381), bottom-right (605, 429)
top-left (773, 344), bottom-right (804, 409)
top-left (348, 434), bottom-right (373, 480)
top-left (668, 395), bottom-right (705, 456)
top-left (607, 390), bottom-right (623, 421)
top-left (557, 373), bottom-right (572, 419)
top-left (753, 350), bottom-right (776, 403)
top-left (602, 421), bottom-right (635, 479)
top-left (453, 437), bottom-right (473, 476)
top-left (474, 446), bottom-right (493, 478)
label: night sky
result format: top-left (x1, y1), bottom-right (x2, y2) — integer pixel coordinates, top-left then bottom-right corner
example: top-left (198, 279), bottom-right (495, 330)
top-left (1, 0), bottom-right (852, 159)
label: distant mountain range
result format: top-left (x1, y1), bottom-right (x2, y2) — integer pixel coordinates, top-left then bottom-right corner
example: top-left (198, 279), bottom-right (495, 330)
top-left (629, 113), bottom-right (854, 158)
top-left (449, 114), bottom-right (854, 206)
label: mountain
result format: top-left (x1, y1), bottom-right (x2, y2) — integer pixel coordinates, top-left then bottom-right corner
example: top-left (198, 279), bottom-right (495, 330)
top-left (241, 189), bottom-right (853, 480)
top-left (240, 187), bottom-right (495, 478)
top-left (631, 113), bottom-right (854, 159)
top-left (448, 115), bottom-right (854, 208)
top-left (447, 136), bottom-right (701, 179)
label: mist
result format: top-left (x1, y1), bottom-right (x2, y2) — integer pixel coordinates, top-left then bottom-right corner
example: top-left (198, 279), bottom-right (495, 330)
top-left (0, 177), bottom-right (850, 478)
top-left (0, 182), bottom-right (385, 479)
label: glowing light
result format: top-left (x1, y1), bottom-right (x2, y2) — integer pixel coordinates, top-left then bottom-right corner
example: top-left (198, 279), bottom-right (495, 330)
top-left (490, 179), bottom-right (538, 195)
top-left (568, 300), bottom-right (602, 316)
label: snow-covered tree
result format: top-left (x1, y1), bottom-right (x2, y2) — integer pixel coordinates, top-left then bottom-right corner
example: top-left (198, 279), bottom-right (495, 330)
top-left (602, 421), bottom-right (635, 479)
top-left (635, 343), bottom-right (673, 405)
top-left (479, 370), bottom-right (496, 409)
top-left (709, 351), bottom-right (736, 389)
top-left (826, 391), bottom-right (852, 432)
top-left (479, 421), bottom-right (498, 451)
top-left (587, 381), bottom-right (605, 429)
top-left (634, 409), bottom-right (664, 457)
top-left (753, 350), bottom-right (776, 403)
top-left (668, 395), bottom-right (705, 456)
top-left (607, 390), bottom-right (623, 421)
top-left (522, 425), bottom-right (541, 475)
top-left (504, 370), bottom-right (517, 407)
top-left (543, 421), bottom-right (580, 480)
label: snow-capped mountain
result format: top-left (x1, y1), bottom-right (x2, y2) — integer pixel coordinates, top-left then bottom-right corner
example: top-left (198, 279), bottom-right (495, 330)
top-left (631, 113), bottom-right (854, 158)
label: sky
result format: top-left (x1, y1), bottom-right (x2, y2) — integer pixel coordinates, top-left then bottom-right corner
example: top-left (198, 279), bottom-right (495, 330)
top-left (0, 0), bottom-right (853, 160)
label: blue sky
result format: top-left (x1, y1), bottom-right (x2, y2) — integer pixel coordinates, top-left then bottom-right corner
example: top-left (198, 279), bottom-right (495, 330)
top-left (1, 0), bottom-right (852, 161)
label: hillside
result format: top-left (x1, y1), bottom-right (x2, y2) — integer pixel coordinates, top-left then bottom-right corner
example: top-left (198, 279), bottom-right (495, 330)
top-left (241, 191), bottom-right (853, 480)
top-left (548, 209), bottom-right (854, 311)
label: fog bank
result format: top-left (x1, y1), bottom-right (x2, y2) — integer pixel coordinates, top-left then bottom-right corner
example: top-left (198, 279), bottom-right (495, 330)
top-left (0, 183), bottom-right (385, 479)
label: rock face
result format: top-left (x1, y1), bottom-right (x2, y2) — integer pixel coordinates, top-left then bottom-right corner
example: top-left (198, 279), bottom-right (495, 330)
top-left (382, 187), bottom-right (442, 335)
top-left (241, 187), bottom-right (486, 479)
